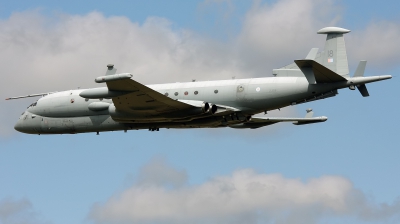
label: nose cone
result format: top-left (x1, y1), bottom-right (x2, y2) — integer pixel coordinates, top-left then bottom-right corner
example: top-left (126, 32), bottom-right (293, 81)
top-left (14, 119), bottom-right (25, 133)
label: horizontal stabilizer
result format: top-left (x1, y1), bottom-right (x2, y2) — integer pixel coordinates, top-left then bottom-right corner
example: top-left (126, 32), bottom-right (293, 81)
top-left (295, 59), bottom-right (348, 83)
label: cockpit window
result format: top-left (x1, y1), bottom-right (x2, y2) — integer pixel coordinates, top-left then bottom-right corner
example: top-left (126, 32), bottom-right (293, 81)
top-left (27, 101), bottom-right (38, 109)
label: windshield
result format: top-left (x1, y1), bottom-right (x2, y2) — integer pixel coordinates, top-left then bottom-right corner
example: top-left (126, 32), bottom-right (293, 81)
top-left (27, 101), bottom-right (38, 109)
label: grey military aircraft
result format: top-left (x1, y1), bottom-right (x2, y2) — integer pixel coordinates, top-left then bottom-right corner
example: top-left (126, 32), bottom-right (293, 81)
top-left (7, 27), bottom-right (391, 135)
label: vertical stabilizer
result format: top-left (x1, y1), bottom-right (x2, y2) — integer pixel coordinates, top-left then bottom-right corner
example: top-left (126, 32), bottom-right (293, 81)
top-left (315, 27), bottom-right (350, 78)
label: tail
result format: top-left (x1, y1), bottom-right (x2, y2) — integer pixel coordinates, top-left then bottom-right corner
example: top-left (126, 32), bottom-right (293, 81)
top-left (315, 27), bottom-right (350, 78)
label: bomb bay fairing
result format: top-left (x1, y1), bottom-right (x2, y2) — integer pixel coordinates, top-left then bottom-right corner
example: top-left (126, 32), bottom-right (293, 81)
top-left (7, 27), bottom-right (391, 135)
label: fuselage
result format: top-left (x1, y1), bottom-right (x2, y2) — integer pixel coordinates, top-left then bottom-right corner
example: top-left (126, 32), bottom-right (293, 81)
top-left (13, 76), bottom-right (349, 134)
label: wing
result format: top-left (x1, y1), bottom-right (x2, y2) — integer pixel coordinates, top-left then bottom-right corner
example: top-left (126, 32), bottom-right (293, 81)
top-left (230, 109), bottom-right (327, 129)
top-left (95, 73), bottom-right (195, 116)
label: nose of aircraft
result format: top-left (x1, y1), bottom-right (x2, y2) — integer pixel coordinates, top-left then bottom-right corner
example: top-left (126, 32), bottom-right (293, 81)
top-left (14, 119), bottom-right (25, 133)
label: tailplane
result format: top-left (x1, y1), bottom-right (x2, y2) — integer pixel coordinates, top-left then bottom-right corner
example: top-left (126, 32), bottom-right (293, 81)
top-left (315, 27), bottom-right (350, 78)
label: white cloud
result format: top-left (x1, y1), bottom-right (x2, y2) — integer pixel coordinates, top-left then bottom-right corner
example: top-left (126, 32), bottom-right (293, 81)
top-left (0, 198), bottom-right (50, 224)
top-left (1, 0), bottom-right (399, 136)
top-left (347, 21), bottom-right (400, 70)
top-left (236, 0), bottom-right (338, 73)
top-left (89, 159), bottom-right (400, 224)
top-left (136, 157), bottom-right (188, 188)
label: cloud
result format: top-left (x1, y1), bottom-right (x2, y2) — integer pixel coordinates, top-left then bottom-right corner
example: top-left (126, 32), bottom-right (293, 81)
top-left (89, 159), bottom-right (400, 224)
top-left (236, 0), bottom-right (340, 73)
top-left (0, 198), bottom-right (50, 224)
top-left (1, 0), bottom-right (400, 136)
top-left (136, 157), bottom-right (188, 188)
top-left (347, 20), bottom-right (400, 70)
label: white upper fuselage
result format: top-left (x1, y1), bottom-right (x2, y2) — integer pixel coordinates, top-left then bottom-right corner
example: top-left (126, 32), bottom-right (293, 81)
top-left (27, 76), bottom-right (310, 119)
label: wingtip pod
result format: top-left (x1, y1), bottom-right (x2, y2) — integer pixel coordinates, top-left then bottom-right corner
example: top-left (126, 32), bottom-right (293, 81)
top-left (95, 73), bottom-right (132, 83)
top-left (317, 27), bottom-right (350, 34)
top-left (293, 116), bottom-right (328, 125)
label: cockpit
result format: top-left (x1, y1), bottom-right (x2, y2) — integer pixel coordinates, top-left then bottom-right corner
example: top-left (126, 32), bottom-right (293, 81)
top-left (27, 101), bottom-right (38, 109)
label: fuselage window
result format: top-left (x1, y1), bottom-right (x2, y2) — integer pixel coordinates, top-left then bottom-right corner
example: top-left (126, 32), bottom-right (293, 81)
top-left (194, 91), bottom-right (198, 95)
top-left (184, 91), bottom-right (188, 95)
top-left (165, 93), bottom-right (169, 96)
top-left (174, 92), bottom-right (178, 96)
top-left (214, 90), bottom-right (218, 94)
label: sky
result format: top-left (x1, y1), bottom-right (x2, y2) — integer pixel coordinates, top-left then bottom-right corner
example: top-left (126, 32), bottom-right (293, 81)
top-left (0, 0), bottom-right (400, 223)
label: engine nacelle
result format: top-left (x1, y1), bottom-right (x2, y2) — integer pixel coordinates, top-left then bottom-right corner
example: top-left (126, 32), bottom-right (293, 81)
top-left (177, 100), bottom-right (217, 115)
top-left (209, 104), bottom-right (218, 114)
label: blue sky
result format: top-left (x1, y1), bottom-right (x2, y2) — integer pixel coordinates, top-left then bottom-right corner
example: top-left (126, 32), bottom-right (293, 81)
top-left (1, 1), bottom-right (400, 224)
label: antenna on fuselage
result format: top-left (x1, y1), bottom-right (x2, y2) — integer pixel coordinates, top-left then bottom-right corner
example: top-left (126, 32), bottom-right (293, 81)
top-left (105, 64), bottom-right (117, 76)
top-left (5, 92), bottom-right (55, 100)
